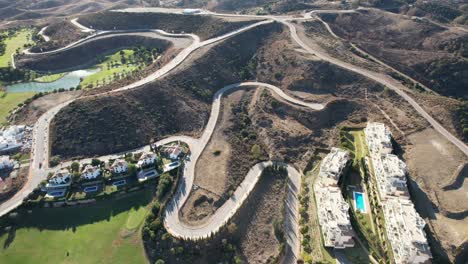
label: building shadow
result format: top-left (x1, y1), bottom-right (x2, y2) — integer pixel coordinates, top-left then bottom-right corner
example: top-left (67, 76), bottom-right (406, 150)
top-left (3, 226), bottom-right (16, 249)
top-left (0, 187), bottom-right (154, 239)
top-left (406, 178), bottom-right (438, 220)
top-left (442, 163), bottom-right (467, 191)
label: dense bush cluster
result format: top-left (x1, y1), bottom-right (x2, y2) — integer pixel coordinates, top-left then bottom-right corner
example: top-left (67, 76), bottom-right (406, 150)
top-left (457, 101), bottom-right (468, 142)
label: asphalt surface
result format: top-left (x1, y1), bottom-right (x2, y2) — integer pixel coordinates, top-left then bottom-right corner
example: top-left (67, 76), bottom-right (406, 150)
top-left (0, 9), bottom-right (466, 264)
top-left (0, 19), bottom-right (279, 219)
top-left (161, 82), bottom-right (319, 262)
top-left (38, 26), bottom-right (50, 42)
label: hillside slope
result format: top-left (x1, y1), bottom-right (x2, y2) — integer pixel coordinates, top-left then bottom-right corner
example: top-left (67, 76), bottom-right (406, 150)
top-left (78, 11), bottom-right (261, 41)
top-left (50, 22), bottom-right (283, 159)
top-left (17, 34), bottom-right (172, 72)
top-left (320, 9), bottom-right (468, 99)
top-left (31, 20), bottom-right (88, 52)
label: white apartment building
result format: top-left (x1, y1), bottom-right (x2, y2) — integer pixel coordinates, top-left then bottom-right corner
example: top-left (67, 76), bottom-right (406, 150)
top-left (49, 169), bottom-right (71, 185)
top-left (317, 147), bottom-right (350, 187)
top-left (0, 156), bottom-right (13, 170)
top-left (371, 153), bottom-right (409, 201)
top-left (137, 152), bottom-right (157, 168)
top-left (315, 186), bottom-right (355, 248)
top-left (111, 159), bottom-right (128, 174)
top-left (364, 122), bottom-right (393, 155)
top-left (81, 165), bottom-right (101, 180)
top-left (364, 122), bottom-right (432, 263)
top-left (314, 148), bottom-right (354, 248)
top-left (383, 199), bottom-right (432, 264)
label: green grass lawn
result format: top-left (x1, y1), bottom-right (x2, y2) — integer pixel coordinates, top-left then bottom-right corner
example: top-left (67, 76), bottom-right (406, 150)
top-left (0, 29), bottom-right (34, 68)
top-left (34, 73), bottom-right (66, 83)
top-left (0, 189), bottom-right (153, 264)
top-left (81, 49), bottom-right (138, 88)
top-left (0, 91), bottom-right (35, 124)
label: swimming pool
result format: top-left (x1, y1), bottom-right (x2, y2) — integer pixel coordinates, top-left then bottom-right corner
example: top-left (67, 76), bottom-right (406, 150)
top-left (113, 180), bottom-right (126, 186)
top-left (354, 192), bottom-right (367, 213)
top-left (84, 186), bottom-right (98, 193)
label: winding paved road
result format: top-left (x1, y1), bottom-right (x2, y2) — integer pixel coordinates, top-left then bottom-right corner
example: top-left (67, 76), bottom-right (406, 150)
top-left (162, 81), bottom-right (322, 261)
top-left (38, 26), bottom-right (50, 42)
top-left (0, 19), bottom-right (273, 219)
top-left (0, 8), bottom-right (466, 264)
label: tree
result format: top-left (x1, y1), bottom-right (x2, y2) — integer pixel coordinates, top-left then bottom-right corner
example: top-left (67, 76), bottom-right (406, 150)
top-left (154, 260), bottom-right (165, 264)
top-left (91, 158), bottom-right (101, 167)
top-left (128, 164), bottom-right (137, 178)
top-left (251, 144), bottom-right (262, 160)
top-left (71, 162), bottom-right (80, 172)
top-left (49, 155), bottom-right (61, 167)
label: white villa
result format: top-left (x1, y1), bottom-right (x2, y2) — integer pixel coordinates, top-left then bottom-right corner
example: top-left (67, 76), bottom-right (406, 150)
top-left (364, 122), bottom-right (393, 155)
top-left (0, 156), bottom-right (13, 170)
top-left (317, 147), bottom-right (350, 187)
top-left (371, 153), bottom-right (409, 201)
top-left (81, 165), bottom-right (101, 180)
top-left (137, 152), bottom-right (157, 167)
top-left (0, 126), bottom-right (25, 153)
top-left (364, 122), bottom-right (432, 264)
top-left (314, 148), bottom-right (354, 248)
top-left (111, 159), bottom-right (128, 174)
top-left (315, 186), bottom-right (355, 248)
top-left (383, 199), bottom-right (432, 264)
top-left (162, 145), bottom-right (183, 160)
top-left (49, 168), bottom-right (71, 185)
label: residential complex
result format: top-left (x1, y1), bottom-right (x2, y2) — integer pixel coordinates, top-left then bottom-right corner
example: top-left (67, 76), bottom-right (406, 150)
top-left (315, 186), bottom-right (355, 248)
top-left (371, 153), bottom-right (409, 201)
top-left (364, 122), bottom-right (393, 155)
top-left (364, 122), bottom-right (432, 264)
top-left (314, 147), bottom-right (354, 248)
top-left (318, 147), bottom-right (350, 186)
top-left (383, 199), bottom-right (433, 264)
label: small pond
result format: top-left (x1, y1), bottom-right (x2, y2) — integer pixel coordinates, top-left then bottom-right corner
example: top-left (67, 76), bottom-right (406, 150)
top-left (6, 68), bottom-right (100, 93)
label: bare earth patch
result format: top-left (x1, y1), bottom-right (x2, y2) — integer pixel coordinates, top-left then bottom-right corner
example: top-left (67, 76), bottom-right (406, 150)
top-left (11, 91), bottom-right (82, 126)
top-left (233, 170), bottom-right (287, 263)
top-left (405, 128), bottom-right (467, 261)
top-left (180, 89), bottom-right (246, 225)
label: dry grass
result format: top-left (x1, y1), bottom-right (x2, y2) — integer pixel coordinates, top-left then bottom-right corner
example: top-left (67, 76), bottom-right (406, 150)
top-left (405, 128), bottom-right (467, 261)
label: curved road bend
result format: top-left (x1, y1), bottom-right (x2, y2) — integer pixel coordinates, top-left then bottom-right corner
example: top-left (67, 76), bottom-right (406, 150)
top-left (282, 20), bottom-right (468, 156)
top-left (0, 19), bottom-right (275, 218)
top-left (164, 82), bottom-right (323, 262)
top-left (23, 29), bottom-right (195, 55)
top-left (38, 26), bottom-right (50, 42)
top-left (125, 7), bottom-right (467, 155)
top-left (70, 18), bottom-right (96, 33)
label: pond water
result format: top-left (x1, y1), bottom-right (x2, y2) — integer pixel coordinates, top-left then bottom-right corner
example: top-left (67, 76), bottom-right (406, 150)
top-left (6, 68), bottom-right (100, 93)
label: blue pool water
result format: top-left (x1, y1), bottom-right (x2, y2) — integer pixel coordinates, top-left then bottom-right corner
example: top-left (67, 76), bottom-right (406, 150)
top-left (354, 192), bottom-right (366, 213)
top-left (84, 186), bottom-right (98, 193)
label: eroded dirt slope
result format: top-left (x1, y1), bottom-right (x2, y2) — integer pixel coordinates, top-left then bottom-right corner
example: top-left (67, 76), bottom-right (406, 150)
top-left (78, 11), bottom-right (261, 40)
top-left (17, 34), bottom-right (172, 72)
top-left (320, 9), bottom-right (468, 99)
top-left (50, 22), bottom-right (282, 159)
top-left (31, 20), bottom-right (89, 52)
